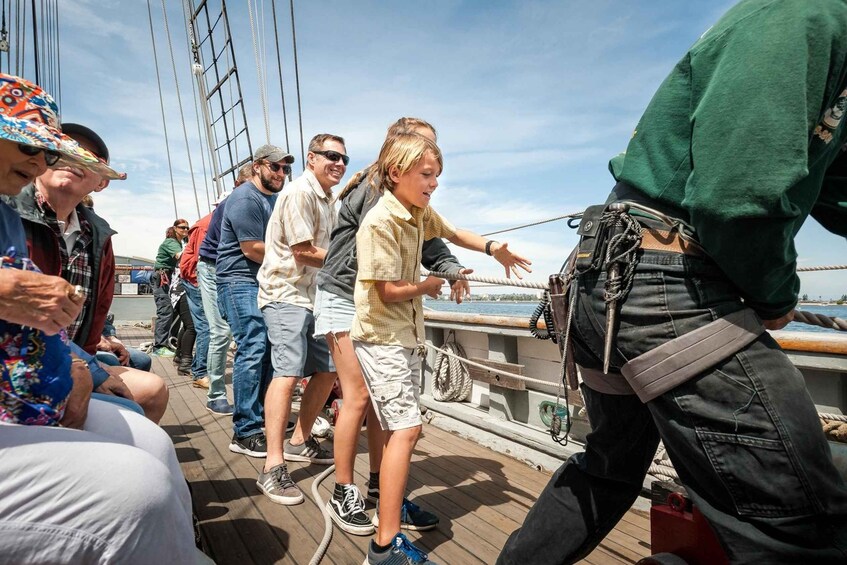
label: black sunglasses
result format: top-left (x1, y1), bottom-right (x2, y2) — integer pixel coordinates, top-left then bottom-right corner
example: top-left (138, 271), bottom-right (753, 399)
top-left (18, 143), bottom-right (61, 166)
top-left (176, 225), bottom-right (190, 230)
top-left (313, 150), bottom-right (349, 166)
top-left (267, 162), bottom-right (292, 175)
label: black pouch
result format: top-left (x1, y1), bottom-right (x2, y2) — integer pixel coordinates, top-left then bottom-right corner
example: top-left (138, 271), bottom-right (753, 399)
top-left (574, 204), bottom-right (607, 272)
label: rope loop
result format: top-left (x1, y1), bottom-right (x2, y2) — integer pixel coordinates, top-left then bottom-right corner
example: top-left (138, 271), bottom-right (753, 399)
top-left (431, 331), bottom-right (472, 402)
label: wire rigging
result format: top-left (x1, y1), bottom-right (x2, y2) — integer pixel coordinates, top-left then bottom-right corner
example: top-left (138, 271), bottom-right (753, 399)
top-left (289, 0), bottom-right (305, 168)
top-left (160, 0), bottom-right (202, 220)
top-left (146, 0), bottom-right (179, 219)
top-left (180, 0), bottom-right (212, 213)
top-left (270, 0), bottom-right (290, 152)
top-left (247, 0), bottom-right (270, 143)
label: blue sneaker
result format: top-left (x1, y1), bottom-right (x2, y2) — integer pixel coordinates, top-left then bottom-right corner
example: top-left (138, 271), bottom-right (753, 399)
top-left (206, 399), bottom-right (234, 416)
top-left (371, 498), bottom-right (439, 531)
top-left (363, 533), bottom-right (435, 565)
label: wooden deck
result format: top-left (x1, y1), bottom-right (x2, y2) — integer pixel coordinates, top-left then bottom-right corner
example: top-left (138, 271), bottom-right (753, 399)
top-left (118, 326), bottom-right (651, 565)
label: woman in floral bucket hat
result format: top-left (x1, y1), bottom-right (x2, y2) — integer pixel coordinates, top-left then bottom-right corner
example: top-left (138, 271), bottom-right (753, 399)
top-left (0, 75), bottom-right (208, 563)
top-left (0, 73), bottom-right (125, 183)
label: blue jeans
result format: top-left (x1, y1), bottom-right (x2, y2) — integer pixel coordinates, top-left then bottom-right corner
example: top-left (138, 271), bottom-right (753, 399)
top-left (96, 348), bottom-right (153, 372)
top-left (498, 251), bottom-right (847, 564)
top-left (197, 260), bottom-right (230, 401)
top-left (217, 281), bottom-right (270, 439)
top-left (183, 280), bottom-right (209, 379)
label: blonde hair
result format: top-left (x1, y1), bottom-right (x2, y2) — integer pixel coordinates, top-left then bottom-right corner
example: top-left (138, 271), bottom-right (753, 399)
top-left (236, 163), bottom-right (252, 186)
top-left (376, 132), bottom-right (442, 194)
top-left (338, 117), bottom-right (437, 201)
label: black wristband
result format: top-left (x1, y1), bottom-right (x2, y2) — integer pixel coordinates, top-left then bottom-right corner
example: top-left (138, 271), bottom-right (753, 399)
top-left (485, 240), bottom-right (496, 256)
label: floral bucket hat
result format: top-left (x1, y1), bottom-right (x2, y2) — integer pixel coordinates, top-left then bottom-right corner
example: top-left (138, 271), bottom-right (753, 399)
top-left (0, 73), bottom-right (126, 180)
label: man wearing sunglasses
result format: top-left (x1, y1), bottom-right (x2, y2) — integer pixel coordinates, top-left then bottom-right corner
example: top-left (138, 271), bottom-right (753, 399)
top-left (255, 133), bottom-right (347, 504)
top-left (217, 144), bottom-right (295, 458)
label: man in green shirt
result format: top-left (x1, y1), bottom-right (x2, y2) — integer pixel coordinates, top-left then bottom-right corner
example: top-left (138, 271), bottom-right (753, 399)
top-left (499, 1), bottom-right (847, 563)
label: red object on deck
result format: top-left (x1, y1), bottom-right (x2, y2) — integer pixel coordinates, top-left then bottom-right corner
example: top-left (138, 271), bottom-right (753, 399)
top-left (650, 493), bottom-right (729, 565)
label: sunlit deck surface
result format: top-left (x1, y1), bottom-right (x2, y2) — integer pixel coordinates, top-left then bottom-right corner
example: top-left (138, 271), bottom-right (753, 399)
top-left (118, 326), bottom-right (651, 564)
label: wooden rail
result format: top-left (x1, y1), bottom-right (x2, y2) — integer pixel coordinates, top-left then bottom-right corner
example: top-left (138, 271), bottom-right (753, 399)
top-left (424, 310), bottom-right (847, 356)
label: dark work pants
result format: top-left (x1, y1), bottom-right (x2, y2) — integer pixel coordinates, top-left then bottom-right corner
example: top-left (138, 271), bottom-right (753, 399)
top-left (175, 294), bottom-right (196, 366)
top-left (497, 251), bottom-right (847, 565)
top-left (152, 276), bottom-right (173, 348)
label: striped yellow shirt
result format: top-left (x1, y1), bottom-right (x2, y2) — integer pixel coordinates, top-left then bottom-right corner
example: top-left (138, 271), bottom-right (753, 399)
top-left (351, 190), bottom-right (456, 348)
top-left (257, 169), bottom-right (336, 309)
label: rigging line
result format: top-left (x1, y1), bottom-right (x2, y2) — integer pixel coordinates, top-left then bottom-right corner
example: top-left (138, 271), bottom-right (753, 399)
top-left (247, 0), bottom-right (270, 143)
top-left (29, 0), bottom-right (36, 84)
top-left (289, 0), bottom-right (305, 168)
top-left (15, 0), bottom-right (20, 77)
top-left (270, 0), bottom-right (290, 152)
top-left (481, 213), bottom-right (582, 238)
top-left (180, 0), bottom-right (212, 213)
top-left (223, 36), bottom-right (239, 167)
top-left (185, 0), bottom-right (226, 203)
top-left (55, 0), bottom-right (60, 110)
top-left (160, 0), bottom-right (202, 220)
top-left (146, 0), bottom-right (179, 219)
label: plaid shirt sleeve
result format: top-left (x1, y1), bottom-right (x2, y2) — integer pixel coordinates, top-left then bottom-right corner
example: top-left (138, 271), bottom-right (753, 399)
top-left (357, 220), bottom-right (403, 282)
top-left (281, 189), bottom-right (317, 247)
top-left (422, 207), bottom-right (456, 241)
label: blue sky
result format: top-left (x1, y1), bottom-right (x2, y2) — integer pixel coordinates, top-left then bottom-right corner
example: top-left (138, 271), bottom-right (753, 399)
top-left (36, 0), bottom-right (847, 298)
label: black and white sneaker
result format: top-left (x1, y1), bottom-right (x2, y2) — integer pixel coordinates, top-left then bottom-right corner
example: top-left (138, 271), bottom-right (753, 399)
top-left (256, 463), bottom-right (303, 505)
top-left (229, 433), bottom-right (268, 458)
top-left (327, 483), bottom-right (374, 535)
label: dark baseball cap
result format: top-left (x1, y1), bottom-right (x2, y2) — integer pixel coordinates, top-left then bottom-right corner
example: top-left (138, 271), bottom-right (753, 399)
top-left (253, 144), bottom-right (294, 164)
top-left (61, 122), bottom-right (110, 163)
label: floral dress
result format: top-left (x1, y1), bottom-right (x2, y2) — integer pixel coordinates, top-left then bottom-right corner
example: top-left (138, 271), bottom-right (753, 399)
top-left (0, 249), bottom-right (72, 425)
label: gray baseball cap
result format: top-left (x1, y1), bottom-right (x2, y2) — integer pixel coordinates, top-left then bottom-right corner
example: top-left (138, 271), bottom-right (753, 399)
top-left (253, 144), bottom-right (294, 164)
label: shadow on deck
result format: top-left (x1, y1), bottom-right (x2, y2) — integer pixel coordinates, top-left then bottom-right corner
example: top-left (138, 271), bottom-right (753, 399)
top-left (118, 326), bottom-right (651, 564)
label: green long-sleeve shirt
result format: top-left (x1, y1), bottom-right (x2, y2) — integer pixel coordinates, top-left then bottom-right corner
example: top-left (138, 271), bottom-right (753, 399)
top-left (611, 0), bottom-right (847, 319)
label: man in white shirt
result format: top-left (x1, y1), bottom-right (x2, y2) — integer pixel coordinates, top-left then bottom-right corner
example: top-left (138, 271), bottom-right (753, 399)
top-left (256, 133), bottom-right (347, 504)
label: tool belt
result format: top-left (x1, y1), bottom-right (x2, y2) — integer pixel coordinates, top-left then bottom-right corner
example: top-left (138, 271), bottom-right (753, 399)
top-left (546, 198), bottom-right (762, 403)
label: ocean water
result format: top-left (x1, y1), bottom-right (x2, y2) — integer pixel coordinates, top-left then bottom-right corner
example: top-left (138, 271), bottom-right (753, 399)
top-left (112, 295), bottom-right (847, 335)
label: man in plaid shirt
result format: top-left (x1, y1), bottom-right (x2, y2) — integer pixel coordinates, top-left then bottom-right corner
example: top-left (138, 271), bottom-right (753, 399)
top-left (4, 123), bottom-right (169, 423)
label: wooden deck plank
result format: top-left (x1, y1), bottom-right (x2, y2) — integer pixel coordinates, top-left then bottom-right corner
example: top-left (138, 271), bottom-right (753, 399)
top-left (124, 325), bottom-right (652, 565)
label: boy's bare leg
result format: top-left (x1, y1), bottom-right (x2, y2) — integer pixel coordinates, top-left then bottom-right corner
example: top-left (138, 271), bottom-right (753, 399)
top-left (376, 425), bottom-right (421, 546)
top-left (366, 404), bottom-right (383, 473)
top-left (264, 376), bottom-right (298, 470)
top-left (290, 371), bottom-right (336, 446)
top-left (327, 332), bottom-right (370, 483)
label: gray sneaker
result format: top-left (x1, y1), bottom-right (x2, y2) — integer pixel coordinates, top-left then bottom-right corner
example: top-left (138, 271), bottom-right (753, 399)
top-left (284, 435), bottom-right (334, 464)
top-left (256, 463), bottom-right (303, 505)
top-left (363, 534), bottom-right (436, 565)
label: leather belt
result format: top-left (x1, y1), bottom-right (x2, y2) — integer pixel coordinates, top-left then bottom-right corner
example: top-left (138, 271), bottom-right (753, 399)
top-left (640, 228), bottom-right (704, 257)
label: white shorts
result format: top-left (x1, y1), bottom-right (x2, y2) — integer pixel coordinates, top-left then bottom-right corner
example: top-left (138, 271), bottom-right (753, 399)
top-left (352, 341), bottom-right (422, 431)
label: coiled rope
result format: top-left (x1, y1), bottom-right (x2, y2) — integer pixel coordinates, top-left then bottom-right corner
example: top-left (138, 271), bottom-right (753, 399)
top-left (309, 464), bottom-right (335, 565)
top-left (431, 330), bottom-right (472, 402)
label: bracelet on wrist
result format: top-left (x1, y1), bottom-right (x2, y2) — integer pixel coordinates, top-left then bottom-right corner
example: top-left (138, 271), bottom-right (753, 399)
top-left (71, 358), bottom-right (88, 365)
top-left (485, 240), bottom-right (497, 256)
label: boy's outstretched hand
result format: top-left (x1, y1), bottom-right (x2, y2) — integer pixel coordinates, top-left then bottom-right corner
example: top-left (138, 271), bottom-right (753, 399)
top-left (421, 275), bottom-right (445, 298)
top-left (491, 242), bottom-right (532, 279)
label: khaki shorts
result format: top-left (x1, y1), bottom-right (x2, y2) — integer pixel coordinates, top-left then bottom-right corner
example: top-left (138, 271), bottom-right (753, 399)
top-left (352, 341), bottom-right (422, 431)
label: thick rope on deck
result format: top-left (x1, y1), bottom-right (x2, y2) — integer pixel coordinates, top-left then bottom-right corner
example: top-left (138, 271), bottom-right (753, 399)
top-left (309, 464), bottom-right (335, 565)
top-left (431, 331), bottom-right (472, 402)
